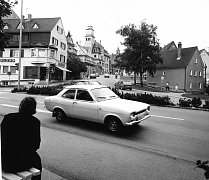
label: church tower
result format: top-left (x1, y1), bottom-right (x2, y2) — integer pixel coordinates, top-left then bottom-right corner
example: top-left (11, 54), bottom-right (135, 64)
top-left (84, 26), bottom-right (95, 49)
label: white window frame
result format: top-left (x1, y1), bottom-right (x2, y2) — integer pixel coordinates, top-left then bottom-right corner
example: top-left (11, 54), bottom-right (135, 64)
top-left (194, 70), bottom-right (197, 77)
top-left (190, 70), bottom-right (193, 76)
top-left (199, 71), bottom-right (202, 77)
top-left (189, 82), bottom-right (192, 89)
top-left (31, 49), bottom-right (37, 57)
top-left (195, 59), bottom-right (198, 64)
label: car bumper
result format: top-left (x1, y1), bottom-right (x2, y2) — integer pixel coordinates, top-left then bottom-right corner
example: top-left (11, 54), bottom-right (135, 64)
top-left (125, 114), bottom-right (150, 126)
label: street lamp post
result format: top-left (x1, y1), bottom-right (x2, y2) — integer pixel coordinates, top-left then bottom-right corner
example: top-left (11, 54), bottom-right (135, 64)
top-left (18, 0), bottom-right (23, 90)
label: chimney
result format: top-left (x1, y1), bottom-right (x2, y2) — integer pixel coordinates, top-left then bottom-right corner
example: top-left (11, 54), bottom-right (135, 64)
top-left (177, 42), bottom-right (182, 60)
top-left (28, 14), bottom-right (32, 22)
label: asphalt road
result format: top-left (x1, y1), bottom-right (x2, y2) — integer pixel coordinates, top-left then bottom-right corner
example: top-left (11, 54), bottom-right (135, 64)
top-left (0, 88), bottom-right (208, 179)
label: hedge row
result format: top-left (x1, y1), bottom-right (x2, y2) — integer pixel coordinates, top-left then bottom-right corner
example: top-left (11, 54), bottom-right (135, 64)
top-left (11, 85), bottom-right (209, 109)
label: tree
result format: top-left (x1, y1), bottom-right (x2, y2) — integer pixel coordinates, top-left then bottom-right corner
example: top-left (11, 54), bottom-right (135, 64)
top-left (0, 0), bottom-right (17, 51)
top-left (116, 21), bottom-right (162, 86)
top-left (67, 52), bottom-right (87, 79)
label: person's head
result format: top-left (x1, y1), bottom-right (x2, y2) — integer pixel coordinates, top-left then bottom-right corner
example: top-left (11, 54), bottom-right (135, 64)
top-left (19, 97), bottom-right (37, 115)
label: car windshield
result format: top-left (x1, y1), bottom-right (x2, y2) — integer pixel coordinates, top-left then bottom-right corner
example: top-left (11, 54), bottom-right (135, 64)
top-left (91, 87), bottom-right (119, 102)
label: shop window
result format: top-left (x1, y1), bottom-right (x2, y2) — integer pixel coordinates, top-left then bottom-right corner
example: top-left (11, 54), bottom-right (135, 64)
top-left (10, 50), bottom-right (18, 57)
top-left (38, 49), bottom-right (45, 57)
top-left (3, 66), bottom-right (9, 73)
top-left (23, 66), bottom-right (38, 79)
top-left (10, 66), bottom-right (16, 73)
top-left (31, 49), bottom-right (37, 57)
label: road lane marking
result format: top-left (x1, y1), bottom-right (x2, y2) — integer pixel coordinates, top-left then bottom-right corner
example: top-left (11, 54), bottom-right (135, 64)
top-left (151, 114), bottom-right (184, 121)
top-left (0, 104), bottom-right (51, 114)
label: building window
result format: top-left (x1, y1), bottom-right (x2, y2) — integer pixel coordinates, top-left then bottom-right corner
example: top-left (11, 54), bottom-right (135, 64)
top-left (10, 66), bottom-right (16, 73)
top-left (163, 71), bottom-right (166, 76)
top-left (31, 49), bottom-right (37, 57)
top-left (0, 51), bottom-right (3, 57)
top-left (50, 50), bottom-right (55, 58)
top-left (199, 82), bottom-right (202, 89)
top-left (32, 23), bottom-right (39, 29)
top-left (194, 70), bottom-right (197, 77)
top-left (190, 70), bottom-right (193, 76)
top-left (23, 66), bottom-right (38, 79)
top-left (189, 82), bottom-right (192, 89)
top-left (195, 59), bottom-right (198, 64)
top-left (60, 42), bottom-right (66, 50)
top-left (199, 71), bottom-right (202, 77)
top-left (13, 35), bottom-right (20, 42)
top-left (10, 50), bottom-right (18, 57)
top-left (94, 55), bottom-right (96, 58)
top-left (60, 54), bottom-right (65, 63)
top-left (3, 66), bottom-right (9, 73)
top-left (57, 26), bottom-right (63, 34)
top-left (38, 49), bottom-right (45, 57)
top-left (3, 24), bottom-right (9, 29)
top-left (52, 37), bottom-right (58, 46)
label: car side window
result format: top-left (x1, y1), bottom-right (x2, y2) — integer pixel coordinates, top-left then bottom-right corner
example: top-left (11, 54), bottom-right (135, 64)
top-left (62, 89), bottom-right (76, 99)
top-left (76, 89), bottom-right (93, 101)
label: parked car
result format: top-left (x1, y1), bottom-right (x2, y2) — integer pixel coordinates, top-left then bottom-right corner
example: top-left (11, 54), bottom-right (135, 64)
top-left (90, 73), bottom-right (96, 79)
top-left (104, 73), bottom-right (110, 78)
top-left (70, 80), bottom-right (101, 85)
top-left (44, 85), bottom-right (150, 133)
top-left (115, 80), bottom-right (133, 90)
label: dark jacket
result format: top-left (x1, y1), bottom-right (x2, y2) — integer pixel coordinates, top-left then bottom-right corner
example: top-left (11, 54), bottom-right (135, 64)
top-left (1, 112), bottom-right (41, 172)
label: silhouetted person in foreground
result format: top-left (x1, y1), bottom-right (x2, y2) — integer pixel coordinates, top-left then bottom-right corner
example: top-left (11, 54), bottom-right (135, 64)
top-left (1, 97), bottom-right (42, 180)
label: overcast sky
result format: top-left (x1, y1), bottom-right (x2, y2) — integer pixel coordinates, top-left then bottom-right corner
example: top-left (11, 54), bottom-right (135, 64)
top-left (13, 0), bottom-right (209, 54)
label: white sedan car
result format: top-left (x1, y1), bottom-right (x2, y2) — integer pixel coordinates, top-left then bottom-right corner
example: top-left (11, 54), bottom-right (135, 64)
top-left (44, 85), bottom-right (150, 133)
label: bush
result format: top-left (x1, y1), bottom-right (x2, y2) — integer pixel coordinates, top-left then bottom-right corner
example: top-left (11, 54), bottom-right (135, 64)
top-left (11, 86), bottom-right (28, 93)
top-left (203, 100), bottom-right (209, 109)
top-left (191, 97), bottom-right (202, 108)
top-left (179, 98), bottom-right (192, 107)
top-left (27, 85), bottom-right (62, 95)
top-left (111, 87), bottom-right (174, 106)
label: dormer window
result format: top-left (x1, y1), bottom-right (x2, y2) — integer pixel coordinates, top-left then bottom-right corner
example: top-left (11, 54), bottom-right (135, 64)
top-left (190, 70), bottom-right (193, 76)
top-left (32, 23), bottom-right (39, 29)
top-left (17, 23), bottom-right (24, 29)
top-left (3, 24), bottom-right (9, 29)
top-left (195, 59), bottom-right (197, 64)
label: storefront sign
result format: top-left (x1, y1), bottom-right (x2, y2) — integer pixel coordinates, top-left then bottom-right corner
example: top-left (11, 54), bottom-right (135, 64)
top-left (0, 59), bottom-right (15, 63)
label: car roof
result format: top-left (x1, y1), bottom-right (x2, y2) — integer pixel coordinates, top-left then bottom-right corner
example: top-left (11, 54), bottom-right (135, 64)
top-left (64, 84), bottom-right (107, 90)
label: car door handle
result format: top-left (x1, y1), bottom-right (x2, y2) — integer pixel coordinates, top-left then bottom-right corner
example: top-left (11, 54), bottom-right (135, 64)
top-left (73, 102), bottom-right (77, 105)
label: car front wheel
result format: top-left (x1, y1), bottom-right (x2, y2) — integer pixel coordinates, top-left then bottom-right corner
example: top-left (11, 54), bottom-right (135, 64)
top-left (106, 117), bottom-right (122, 133)
top-left (54, 109), bottom-right (66, 121)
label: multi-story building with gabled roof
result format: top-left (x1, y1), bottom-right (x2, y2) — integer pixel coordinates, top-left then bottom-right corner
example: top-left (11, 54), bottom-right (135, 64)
top-left (77, 26), bottom-right (110, 76)
top-left (0, 13), bottom-right (69, 85)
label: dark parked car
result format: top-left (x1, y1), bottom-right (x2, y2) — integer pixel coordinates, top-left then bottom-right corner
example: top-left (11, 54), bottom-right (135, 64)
top-left (115, 80), bottom-right (133, 90)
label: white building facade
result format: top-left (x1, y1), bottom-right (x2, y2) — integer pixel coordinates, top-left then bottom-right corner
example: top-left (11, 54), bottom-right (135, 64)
top-left (0, 14), bottom-right (68, 86)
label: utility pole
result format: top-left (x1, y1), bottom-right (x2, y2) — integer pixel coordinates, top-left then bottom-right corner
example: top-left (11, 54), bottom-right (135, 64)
top-left (18, 0), bottom-right (23, 90)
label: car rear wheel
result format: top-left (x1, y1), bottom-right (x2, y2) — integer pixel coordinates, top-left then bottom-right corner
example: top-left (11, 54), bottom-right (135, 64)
top-left (54, 109), bottom-right (66, 121)
top-left (106, 117), bottom-right (122, 133)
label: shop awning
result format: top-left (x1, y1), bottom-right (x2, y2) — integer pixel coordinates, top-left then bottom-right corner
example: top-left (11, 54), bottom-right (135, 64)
top-left (56, 66), bottom-right (71, 72)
